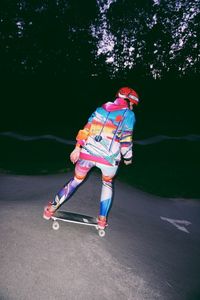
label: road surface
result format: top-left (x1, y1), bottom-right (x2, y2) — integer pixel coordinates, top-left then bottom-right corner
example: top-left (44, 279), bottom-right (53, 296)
top-left (0, 172), bottom-right (200, 300)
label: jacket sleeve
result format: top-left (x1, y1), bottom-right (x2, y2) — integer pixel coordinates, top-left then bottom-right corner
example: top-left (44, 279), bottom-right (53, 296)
top-left (120, 111), bottom-right (135, 160)
top-left (75, 111), bottom-right (95, 147)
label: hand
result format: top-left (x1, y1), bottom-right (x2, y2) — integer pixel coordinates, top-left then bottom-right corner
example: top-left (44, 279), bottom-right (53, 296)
top-left (70, 147), bottom-right (81, 164)
top-left (124, 159), bottom-right (132, 165)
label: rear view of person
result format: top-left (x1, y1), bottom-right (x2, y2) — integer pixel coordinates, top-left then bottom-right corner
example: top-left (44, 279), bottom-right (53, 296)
top-left (43, 87), bottom-right (139, 229)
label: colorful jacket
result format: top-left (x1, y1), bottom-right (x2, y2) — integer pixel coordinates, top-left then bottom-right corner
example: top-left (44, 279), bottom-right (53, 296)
top-left (76, 98), bottom-right (136, 166)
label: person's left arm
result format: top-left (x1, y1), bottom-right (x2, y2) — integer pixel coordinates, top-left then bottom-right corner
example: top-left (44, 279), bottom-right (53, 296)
top-left (120, 111), bottom-right (135, 165)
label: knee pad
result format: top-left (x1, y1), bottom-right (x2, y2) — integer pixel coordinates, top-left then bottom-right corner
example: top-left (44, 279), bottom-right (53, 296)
top-left (102, 175), bottom-right (113, 183)
top-left (74, 172), bottom-right (85, 183)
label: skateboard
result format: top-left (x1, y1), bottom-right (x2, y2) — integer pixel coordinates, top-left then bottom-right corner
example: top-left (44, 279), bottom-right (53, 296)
top-left (51, 211), bottom-right (106, 237)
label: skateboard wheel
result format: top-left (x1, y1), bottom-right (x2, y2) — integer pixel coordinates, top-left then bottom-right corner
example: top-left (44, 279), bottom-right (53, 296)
top-left (98, 229), bottom-right (105, 237)
top-left (52, 221), bottom-right (59, 230)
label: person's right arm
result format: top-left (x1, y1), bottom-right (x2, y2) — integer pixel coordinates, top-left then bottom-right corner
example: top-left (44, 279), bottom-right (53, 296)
top-left (70, 111), bottom-right (96, 164)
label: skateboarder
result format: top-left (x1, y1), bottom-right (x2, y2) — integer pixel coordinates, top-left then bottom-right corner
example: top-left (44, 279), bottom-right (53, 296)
top-left (43, 87), bottom-right (139, 229)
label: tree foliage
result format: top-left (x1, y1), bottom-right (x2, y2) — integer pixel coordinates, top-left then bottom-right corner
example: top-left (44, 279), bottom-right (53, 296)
top-left (0, 0), bottom-right (199, 79)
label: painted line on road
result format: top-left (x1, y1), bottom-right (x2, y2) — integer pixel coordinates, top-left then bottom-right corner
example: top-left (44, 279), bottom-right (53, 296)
top-left (160, 216), bottom-right (192, 233)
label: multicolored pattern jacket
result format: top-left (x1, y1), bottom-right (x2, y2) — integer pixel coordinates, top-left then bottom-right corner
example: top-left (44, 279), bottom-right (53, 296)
top-left (76, 98), bottom-right (136, 166)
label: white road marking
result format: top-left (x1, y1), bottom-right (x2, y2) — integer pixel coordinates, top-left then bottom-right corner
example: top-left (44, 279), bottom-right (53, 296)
top-left (160, 217), bottom-right (192, 233)
top-left (83, 218), bottom-right (89, 223)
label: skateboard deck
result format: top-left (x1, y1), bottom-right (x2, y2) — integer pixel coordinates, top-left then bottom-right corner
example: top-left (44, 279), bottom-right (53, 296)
top-left (51, 211), bottom-right (106, 237)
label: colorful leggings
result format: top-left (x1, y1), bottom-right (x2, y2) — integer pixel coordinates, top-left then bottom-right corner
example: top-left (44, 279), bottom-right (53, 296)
top-left (51, 159), bottom-right (118, 218)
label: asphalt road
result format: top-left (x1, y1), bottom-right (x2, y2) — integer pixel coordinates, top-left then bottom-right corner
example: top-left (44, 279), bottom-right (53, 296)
top-left (0, 172), bottom-right (200, 300)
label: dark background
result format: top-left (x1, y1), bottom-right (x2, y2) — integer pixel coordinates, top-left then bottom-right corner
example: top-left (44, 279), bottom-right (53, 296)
top-left (0, 0), bottom-right (199, 139)
top-left (1, 77), bottom-right (199, 140)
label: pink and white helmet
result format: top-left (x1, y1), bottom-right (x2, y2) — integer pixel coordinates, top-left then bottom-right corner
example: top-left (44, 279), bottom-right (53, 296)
top-left (117, 87), bottom-right (139, 105)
